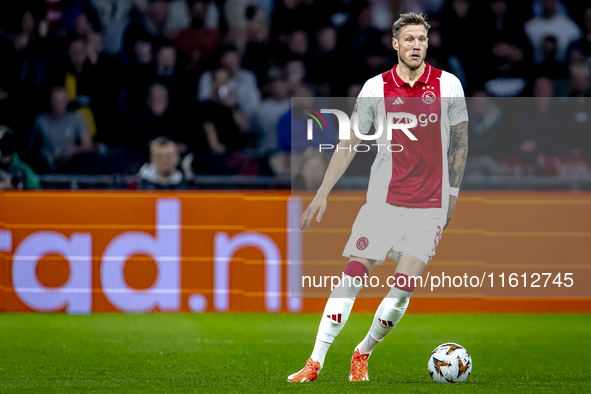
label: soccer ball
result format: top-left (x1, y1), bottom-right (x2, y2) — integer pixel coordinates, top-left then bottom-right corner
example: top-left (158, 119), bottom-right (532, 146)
top-left (427, 342), bottom-right (472, 383)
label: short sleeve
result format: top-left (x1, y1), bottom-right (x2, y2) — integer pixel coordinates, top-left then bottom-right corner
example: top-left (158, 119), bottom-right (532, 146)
top-left (351, 81), bottom-right (376, 135)
top-left (448, 79), bottom-right (468, 126)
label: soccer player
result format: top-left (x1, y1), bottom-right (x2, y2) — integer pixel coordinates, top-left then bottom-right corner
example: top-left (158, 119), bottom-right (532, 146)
top-left (287, 12), bottom-right (468, 382)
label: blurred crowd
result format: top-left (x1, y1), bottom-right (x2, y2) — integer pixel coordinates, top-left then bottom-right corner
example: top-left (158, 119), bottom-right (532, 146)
top-left (0, 0), bottom-right (590, 189)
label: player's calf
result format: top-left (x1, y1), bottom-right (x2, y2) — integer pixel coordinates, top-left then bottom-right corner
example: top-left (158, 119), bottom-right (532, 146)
top-left (289, 260), bottom-right (370, 383)
top-left (353, 272), bottom-right (416, 371)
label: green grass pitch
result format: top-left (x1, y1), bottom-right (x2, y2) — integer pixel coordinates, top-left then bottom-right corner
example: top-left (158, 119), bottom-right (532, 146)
top-left (1, 313), bottom-right (590, 393)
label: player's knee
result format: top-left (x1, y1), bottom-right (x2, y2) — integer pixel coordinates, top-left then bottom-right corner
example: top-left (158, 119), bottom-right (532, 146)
top-left (344, 260), bottom-right (369, 280)
top-left (393, 272), bottom-right (416, 292)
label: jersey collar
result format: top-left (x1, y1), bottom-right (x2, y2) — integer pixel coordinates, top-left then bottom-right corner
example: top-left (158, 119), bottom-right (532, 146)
top-left (391, 62), bottom-right (432, 87)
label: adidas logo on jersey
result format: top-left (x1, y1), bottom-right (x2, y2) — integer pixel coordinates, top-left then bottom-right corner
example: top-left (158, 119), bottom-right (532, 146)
top-left (391, 97), bottom-right (404, 105)
top-left (327, 314), bottom-right (342, 323)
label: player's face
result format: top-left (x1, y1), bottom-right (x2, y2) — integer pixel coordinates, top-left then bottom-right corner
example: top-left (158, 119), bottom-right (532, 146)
top-left (393, 25), bottom-right (428, 71)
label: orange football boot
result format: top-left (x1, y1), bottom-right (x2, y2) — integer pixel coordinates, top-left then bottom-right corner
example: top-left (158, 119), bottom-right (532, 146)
top-left (287, 358), bottom-right (321, 382)
top-left (349, 349), bottom-right (370, 381)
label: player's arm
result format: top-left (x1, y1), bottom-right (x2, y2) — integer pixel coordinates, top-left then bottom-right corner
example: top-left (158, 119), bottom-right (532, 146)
top-left (445, 120), bottom-right (468, 229)
top-left (299, 132), bottom-right (362, 230)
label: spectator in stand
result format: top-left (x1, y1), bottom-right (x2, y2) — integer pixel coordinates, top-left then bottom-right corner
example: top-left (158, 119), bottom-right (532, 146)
top-left (535, 36), bottom-right (568, 80)
top-left (292, 147), bottom-right (330, 191)
top-left (90, 0), bottom-right (135, 54)
top-left (138, 136), bottom-right (187, 189)
top-left (580, 7), bottom-right (591, 61)
top-left (562, 63), bottom-right (591, 161)
top-left (163, 0), bottom-right (193, 36)
top-left (87, 30), bottom-right (105, 66)
top-left (82, 30), bottom-right (126, 148)
top-left (476, 0), bottom-right (531, 97)
top-left (224, 0), bottom-right (271, 38)
top-left (554, 50), bottom-right (591, 179)
top-left (509, 77), bottom-right (565, 174)
top-left (197, 45), bottom-right (261, 118)
top-left (123, 0), bottom-right (172, 57)
top-left (286, 59), bottom-right (307, 91)
top-left (29, 86), bottom-right (93, 173)
top-left (73, 10), bottom-right (97, 39)
top-left (42, 0), bottom-right (68, 33)
top-left (566, 7), bottom-right (591, 71)
top-left (0, 32), bottom-right (18, 135)
top-left (464, 91), bottom-right (506, 177)
top-left (155, 40), bottom-right (177, 80)
top-left (153, 40), bottom-right (192, 104)
top-left (187, 67), bottom-right (255, 176)
top-left (569, 62), bottom-right (591, 97)
top-left (439, 0), bottom-right (479, 87)
top-left (0, 126), bottom-right (40, 189)
top-left (58, 1), bottom-right (103, 38)
top-left (346, 82), bottom-right (363, 111)
top-left (314, 25), bottom-right (338, 61)
top-left (0, 81), bottom-right (16, 133)
top-left (423, 19), bottom-right (453, 79)
top-left (287, 30), bottom-right (311, 63)
top-left (468, 91), bottom-right (508, 158)
top-left (10, 7), bottom-right (52, 113)
top-left (308, 25), bottom-right (341, 95)
top-left (336, 2), bottom-right (384, 84)
top-left (45, 36), bottom-right (100, 137)
top-left (561, 62), bottom-right (591, 160)
top-left (252, 67), bottom-right (291, 156)
top-left (121, 35), bottom-right (157, 117)
top-left (525, 0), bottom-right (581, 64)
top-left (64, 36), bottom-right (94, 89)
top-left (131, 82), bottom-right (192, 158)
top-left (272, 0), bottom-right (310, 37)
top-left (175, 0), bottom-right (221, 71)
top-left (241, 17), bottom-right (272, 87)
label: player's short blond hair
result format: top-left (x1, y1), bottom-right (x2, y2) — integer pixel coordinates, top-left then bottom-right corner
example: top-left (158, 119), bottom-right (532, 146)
top-left (392, 12), bottom-right (430, 40)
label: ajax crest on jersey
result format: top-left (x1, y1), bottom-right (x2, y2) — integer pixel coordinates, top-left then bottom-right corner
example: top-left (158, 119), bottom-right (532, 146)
top-left (422, 90), bottom-right (436, 104)
top-left (427, 342), bottom-right (472, 383)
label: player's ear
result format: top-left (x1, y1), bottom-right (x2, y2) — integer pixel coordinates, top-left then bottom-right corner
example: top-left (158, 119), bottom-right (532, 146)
top-left (392, 37), bottom-right (398, 51)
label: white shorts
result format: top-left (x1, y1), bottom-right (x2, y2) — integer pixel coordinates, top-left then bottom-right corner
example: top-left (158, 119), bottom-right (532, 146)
top-left (343, 202), bottom-right (447, 265)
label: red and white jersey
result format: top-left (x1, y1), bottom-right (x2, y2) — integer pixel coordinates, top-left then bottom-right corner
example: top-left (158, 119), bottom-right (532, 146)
top-left (353, 63), bottom-right (468, 209)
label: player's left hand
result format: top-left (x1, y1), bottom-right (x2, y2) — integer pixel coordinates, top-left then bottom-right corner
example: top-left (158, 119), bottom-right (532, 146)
top-left (444, 195), bottom-right (458, 229)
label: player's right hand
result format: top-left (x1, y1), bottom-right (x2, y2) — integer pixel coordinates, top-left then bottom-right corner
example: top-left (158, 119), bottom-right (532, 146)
top-left (299, 195), bottom-right (327, 231)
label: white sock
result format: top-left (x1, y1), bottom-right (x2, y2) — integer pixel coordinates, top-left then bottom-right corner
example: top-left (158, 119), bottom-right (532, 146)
top-left (310, 338), bottom-right (330, 370)
top-left (356, 332), bottom-right (379, 356)
top-left (359, 286), bottom-right (412, 356)
top-left (311, 274), bottom-right (364, 368)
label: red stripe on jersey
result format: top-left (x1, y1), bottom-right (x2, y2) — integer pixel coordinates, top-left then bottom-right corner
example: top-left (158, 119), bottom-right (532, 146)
top-left (382, 63), bottom-right (443, 208)
top-left (327, 314), bottom-right (343, 323)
